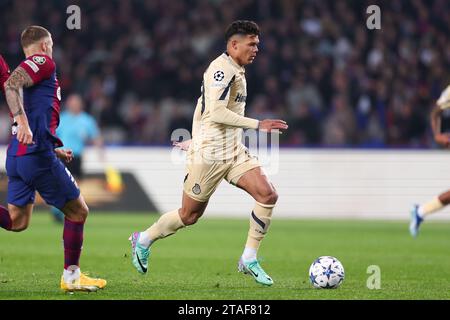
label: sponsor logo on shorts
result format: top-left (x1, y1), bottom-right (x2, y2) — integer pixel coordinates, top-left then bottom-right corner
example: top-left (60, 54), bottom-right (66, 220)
top-left (192, 183), bottom-right (201, 195)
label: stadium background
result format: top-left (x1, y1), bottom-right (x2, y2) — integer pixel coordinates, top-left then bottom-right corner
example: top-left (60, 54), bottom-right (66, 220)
top-left (1, 0), bottom-right (449, 148)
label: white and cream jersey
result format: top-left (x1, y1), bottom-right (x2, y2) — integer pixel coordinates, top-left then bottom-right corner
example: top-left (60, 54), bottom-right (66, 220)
top-left (190, 52), bottom-right (259, 161)
top-left (437, 85), bottom-right (450, 110)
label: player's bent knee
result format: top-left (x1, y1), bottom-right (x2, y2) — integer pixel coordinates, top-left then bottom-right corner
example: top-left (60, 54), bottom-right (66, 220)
top-left (438, 193), bottom-right (450, 205)
top-left (179, 209), bottom-right (201, 226)
top-left (181, 214), bottom-right (200, 226)
top-left (62, 198), bottom-right (89, 222)
top-left (268, 189), bottom-right (279, 204)
top-left (258, 188), bottom-right (278, 205)
top-left (10, 219), bottom-right (29, 232)
top-left (82, 203), bottom-right (89, 218)
top-left (76, 203), bottom-right (89, 221)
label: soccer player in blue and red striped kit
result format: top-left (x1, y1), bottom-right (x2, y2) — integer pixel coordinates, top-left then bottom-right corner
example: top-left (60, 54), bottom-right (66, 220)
top-left (0, 26), bottom-right (106, 292)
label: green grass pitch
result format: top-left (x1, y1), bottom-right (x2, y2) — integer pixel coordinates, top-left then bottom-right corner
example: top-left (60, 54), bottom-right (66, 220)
top-left (1, 212), bottom-right (450, 300)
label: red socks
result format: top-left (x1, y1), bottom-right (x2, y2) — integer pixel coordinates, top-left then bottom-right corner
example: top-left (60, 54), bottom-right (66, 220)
top-left (63, 218), bottom-right (85, 269)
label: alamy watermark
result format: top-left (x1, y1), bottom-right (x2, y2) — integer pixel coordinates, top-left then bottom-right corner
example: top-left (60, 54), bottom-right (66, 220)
top-left (366, 5), bottom-right (381, 30)
top-left (66, 5), bottom-right (81, 30)
top-left (170, 127), bottom-right (280, 175)
top-left (366, 265), bottom-right (381, 289)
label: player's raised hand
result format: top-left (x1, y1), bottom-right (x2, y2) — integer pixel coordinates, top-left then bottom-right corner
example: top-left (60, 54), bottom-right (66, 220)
top-left (17, 123), bottom-right (34, 145)
top-left (434, 133), bottom-right (450, 148)
top-left (258, 119), bottom-right (288, 133)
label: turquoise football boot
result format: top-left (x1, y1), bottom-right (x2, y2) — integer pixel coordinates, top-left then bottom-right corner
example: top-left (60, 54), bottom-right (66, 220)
top-left (129, 232), bottom-right (150, 274)
top-left (238, 257), bottom-right (274, 286)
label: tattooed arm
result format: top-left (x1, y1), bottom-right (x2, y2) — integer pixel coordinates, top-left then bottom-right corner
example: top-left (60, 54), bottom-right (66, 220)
top-left (4, 66), bottom-right (34, 145)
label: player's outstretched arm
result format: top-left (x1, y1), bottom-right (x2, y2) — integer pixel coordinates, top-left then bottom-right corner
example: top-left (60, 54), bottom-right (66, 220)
top-left (258, 119), bottom-right (289, 133)
top-left (210, 104), bottom-right (288, 133)
top-left (210, 103), bottom-right (260, 129)
top-left (4, 66), bottom-right (34, 145)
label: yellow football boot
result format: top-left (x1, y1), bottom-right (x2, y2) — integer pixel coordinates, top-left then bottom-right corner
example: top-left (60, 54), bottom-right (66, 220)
top-left (60, 272), bottom-right (107, 292)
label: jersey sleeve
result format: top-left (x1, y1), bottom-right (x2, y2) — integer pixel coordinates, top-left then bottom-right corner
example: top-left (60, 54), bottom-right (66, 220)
top-left (205, 63), bottom-right (259, 129)
top-left (19, 55), bottom-right (55, 85)
top-left (209, 100), bottom-right (259, 129)
top-left (205, 63), bottom-right (236, 103)
top-left (0, 54), bottom-right (11, 96)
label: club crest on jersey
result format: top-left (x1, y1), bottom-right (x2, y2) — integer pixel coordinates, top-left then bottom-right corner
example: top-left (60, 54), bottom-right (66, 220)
top-left (32, 56), bottom-right (46, 65)
top-left (213, 71), bottom-right (225, 81)
top-left (192, 183), bottom-right (201, 195)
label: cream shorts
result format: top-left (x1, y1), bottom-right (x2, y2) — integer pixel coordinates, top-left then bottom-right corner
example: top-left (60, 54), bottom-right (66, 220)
top-left (183, 146), bottom-right (261, 202)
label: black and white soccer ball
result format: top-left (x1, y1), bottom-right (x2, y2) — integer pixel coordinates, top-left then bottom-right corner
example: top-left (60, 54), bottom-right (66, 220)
top-left (309, 256), bottom-right (345, 289)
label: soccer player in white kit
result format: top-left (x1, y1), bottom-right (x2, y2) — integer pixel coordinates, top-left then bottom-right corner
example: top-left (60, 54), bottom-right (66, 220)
top-left (130, 20), bottom-right (288, 286)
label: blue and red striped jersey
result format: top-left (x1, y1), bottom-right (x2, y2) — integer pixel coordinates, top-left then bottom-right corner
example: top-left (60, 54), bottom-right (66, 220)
top-left (8, 54), bottom-right (63, 156)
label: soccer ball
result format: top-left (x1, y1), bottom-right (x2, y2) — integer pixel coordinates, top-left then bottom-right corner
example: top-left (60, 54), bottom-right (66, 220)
top-left (309, 256), bottom-right (345, 289)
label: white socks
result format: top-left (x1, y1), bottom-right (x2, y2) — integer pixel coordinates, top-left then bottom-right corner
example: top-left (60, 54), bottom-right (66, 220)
top-left (417, 206), bottom-right (425, 217)
top-left (242, 247), bottom-right (257, 262)
top-left (137, 231), bottom-right (153, 248)
top-left (63, 265), bottom-right (80, 283)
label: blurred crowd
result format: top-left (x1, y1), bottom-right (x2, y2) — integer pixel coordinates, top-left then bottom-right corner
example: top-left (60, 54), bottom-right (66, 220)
top-left (0, 0), bottom-right (449, 147)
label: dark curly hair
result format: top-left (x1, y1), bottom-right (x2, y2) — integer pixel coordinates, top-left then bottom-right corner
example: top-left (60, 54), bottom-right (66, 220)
top-left (225, 20), bottom-right (260, 41)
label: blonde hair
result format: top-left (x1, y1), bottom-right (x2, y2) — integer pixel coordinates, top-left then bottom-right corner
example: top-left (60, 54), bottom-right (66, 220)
top-left (20, 26), bottom-right (50, 48)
